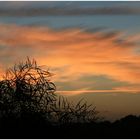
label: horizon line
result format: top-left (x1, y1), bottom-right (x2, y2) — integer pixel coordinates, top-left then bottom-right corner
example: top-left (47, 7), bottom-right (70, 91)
top-left (56, 89), bottom-right (140, 95)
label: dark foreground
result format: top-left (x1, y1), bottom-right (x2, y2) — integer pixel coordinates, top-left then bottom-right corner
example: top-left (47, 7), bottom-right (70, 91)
top-left (1, 115), bottom-right (140, 139)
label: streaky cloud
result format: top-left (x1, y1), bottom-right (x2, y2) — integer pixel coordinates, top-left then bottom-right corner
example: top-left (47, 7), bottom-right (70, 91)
top-left (0, 6), bottom-right (140, 17)
top-left (0, 24), bottom-right (140, 94)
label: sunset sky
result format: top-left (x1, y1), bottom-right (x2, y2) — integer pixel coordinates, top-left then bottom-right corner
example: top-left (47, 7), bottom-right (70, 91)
top-left (0, 1), bottom-right (140, 120)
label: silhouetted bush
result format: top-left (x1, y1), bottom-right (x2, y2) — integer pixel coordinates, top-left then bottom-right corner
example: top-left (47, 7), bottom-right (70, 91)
top-left (0, 58), bottom-right (56, 122)
top-left (51, 96), bottom-right (99, 124)
top-left (0, 58), bottom-right (99, 126)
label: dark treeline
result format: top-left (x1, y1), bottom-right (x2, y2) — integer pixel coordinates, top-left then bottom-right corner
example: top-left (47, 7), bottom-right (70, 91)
top-left (1, 114), bottom-right (140, 138)
top-left (0, 58), bottom-right (140, 138)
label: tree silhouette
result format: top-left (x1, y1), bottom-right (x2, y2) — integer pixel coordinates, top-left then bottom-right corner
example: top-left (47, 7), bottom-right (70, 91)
top-left (0, 58), bottom-right (56, 121)
top-left (0, 57), bottom-right (99, 126)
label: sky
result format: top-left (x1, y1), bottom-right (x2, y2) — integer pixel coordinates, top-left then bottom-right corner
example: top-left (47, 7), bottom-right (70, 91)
top-left (0, 1), bottom-right (140, 120)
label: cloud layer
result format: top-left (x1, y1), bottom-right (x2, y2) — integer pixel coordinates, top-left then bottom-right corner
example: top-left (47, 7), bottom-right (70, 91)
top-left (0, 6), bottom-right (140, 17)
top-left (0, 24), bottom-right (140, 93)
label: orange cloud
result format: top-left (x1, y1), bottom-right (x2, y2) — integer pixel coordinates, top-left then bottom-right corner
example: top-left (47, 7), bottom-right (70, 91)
top-left (0, 24), bottom-right (140, 91)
